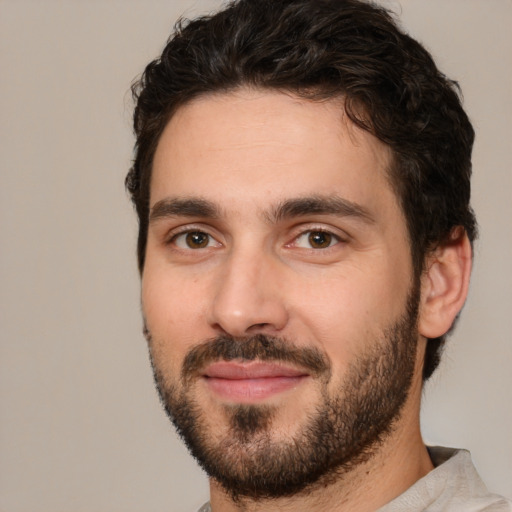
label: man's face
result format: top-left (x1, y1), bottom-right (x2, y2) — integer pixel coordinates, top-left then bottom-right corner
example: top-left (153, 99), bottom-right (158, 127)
top-left (142, 89), bottom-right (424, 498)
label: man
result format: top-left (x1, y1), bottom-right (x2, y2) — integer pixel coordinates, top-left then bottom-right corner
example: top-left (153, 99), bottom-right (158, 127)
top-left (126, 0), bottom-right (512, 510)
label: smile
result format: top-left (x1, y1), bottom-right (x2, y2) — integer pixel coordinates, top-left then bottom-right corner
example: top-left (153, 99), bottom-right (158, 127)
top-left (202, 361), bottom-right (309, 403)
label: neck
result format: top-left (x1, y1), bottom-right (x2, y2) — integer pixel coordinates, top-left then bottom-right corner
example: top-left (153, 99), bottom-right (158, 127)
top-left (209, 438), bottom-right (432, 512)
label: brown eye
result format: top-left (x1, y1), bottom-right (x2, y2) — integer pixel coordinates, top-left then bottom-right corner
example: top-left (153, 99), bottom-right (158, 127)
top-left (308, 231), bottom-right (333, 249)
top-left (185, 231), bottom-right (210, 248)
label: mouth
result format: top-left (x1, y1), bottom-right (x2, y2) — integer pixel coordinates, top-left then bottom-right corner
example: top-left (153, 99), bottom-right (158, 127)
top-left (202, 360), bottom-right (310, 403)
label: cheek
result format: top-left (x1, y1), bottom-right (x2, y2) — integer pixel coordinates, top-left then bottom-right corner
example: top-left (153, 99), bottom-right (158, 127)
top-left (141, 265), bottom-right (211, 369)
top-left (288, 261), bottom-right (410, 366)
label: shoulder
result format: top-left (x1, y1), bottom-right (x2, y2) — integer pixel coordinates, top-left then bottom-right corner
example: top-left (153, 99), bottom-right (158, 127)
top-left (379, 447), bottom-right (512, 512)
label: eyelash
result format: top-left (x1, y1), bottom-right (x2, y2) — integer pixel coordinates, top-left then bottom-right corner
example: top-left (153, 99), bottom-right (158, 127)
top-left (167, 228), bottom-right (220, 250)
top-left (166, 225), bottom-right (346, 252)
top-left (289, 229), bottom-right (343, 250)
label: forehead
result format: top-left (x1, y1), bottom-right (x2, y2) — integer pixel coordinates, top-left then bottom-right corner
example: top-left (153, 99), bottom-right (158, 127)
top-left (151, 88), bottom-right (397, 218)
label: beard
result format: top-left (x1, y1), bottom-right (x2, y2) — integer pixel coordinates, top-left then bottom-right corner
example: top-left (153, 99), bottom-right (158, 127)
top-left (147, 284), bottom-right (420, 501)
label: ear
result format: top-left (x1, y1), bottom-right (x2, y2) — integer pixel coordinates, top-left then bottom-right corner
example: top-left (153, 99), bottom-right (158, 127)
top-left (418, 229), bottom-right (473, 339)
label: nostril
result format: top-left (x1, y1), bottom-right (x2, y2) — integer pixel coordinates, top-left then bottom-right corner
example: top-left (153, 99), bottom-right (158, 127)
top-left (250, 323), bottom-right (268, 330)
top-left (246, 322), bottom-right (277, 335)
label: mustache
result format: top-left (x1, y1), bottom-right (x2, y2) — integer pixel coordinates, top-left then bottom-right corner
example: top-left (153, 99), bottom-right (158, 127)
top-left (180, 334), bottom-right (331, 383)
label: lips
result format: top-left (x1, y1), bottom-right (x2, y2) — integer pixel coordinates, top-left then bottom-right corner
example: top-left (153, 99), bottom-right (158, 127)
top-left (202, 361), bottom-right (309, 403)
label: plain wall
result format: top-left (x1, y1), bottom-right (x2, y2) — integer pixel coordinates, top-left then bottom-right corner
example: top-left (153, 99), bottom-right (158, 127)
top-left (1, 1), bottom-right (510, 511)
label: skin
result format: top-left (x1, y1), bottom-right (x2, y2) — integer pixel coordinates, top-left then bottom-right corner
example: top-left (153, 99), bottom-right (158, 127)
top-left (142, 88), bottom-right (472, 512)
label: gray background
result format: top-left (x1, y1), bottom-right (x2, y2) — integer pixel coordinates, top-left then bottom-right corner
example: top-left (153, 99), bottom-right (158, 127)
top-left (1, 1), bottom-right (511, 511)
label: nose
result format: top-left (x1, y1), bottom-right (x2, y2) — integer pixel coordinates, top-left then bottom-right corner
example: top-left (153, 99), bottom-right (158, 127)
top-left (208, 248), bottom-right (289, 337)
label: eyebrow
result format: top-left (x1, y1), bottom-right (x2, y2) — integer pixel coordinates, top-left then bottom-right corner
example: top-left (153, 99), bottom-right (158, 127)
top-left (268, 195), bottom-right (375, 224)
top-left (149, 195), bottom-right (375, 225)
top-left (149, 198), bottom-right (220, 222)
